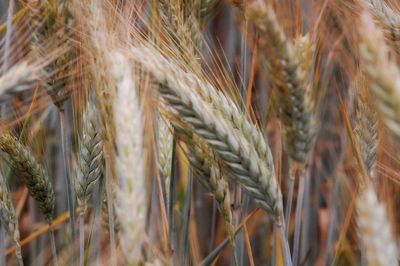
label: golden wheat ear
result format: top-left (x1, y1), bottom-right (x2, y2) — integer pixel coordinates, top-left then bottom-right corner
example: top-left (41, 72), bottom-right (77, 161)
top-left (351, 79), bottom-right (378, 178)
top-left (356, 184), bottom-right (398, 266)
top-left (359, 12), bottom-right (400, 150)
top-left (245, 1), bottom-right (317, 163)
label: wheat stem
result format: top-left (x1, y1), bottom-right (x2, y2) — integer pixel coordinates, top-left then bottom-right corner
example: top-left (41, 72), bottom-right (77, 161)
top-left (105, 161), bottom-right (117, 266)
top-left (59, 109), bottom-right (76, 240)
top-left (79, 211), bottom-right (84, 266)
top-left (292, 166), bottom-right (306, 265)
top-left (49, 227), bottom-right (59, 266)
top-left (284, 159), bottom-right (296, 238)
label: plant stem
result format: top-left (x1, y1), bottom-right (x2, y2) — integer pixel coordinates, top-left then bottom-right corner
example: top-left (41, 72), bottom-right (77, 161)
top-left (285, 159), bottom-right (296, 238)
top-left (0, 227), bottom-right (6, 266)
top-left (105, 159), bottom-right (117, 266)
top-left (79, 210), bottom-right (85, 266)
top-left (209, 200), bottom-right (217, 251)
top-left (49, 227), bottom-right (59, 266)
top-left (292, 166), bottom-right (306, 265)
top-left (278, 221), bottom-right (293, 266)
top-left (181, 171), bottom-right (193, 265)
top-left (59, 109), bottom-right (76, 240)
top-left (168, 140), bottom-right (177, 259)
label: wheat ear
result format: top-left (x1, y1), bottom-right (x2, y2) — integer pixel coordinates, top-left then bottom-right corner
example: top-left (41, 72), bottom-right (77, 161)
top-left (359, 12), bottom-right (400, 149)
top-left (356, 184), bottom-right (398, 266)
top-left (130, 44), bottom-right (272, 168)
top-left (29, 0), bottom-right (77, 241)
top-left (145, 71), bottom-right (281, 216)
top-left (352, 86), bottom-right (378, 178)
top-left (111, 50), bottom-right (146, 264)
top-left (0, 133), bottom-right (55, 222)
top-left (30, 0), bottom-right (73, 109)
top-left (73, 102), bottom-right (104, 266)
top-left (0, 174), bottom-right (23, 266)
top-left (174, 123), bottom-right (235, 245)
top-left (245, 1), bottom-right (317, 162)
top-left (157, 115), bottom-right (174, 208)
top-left (131, 41), bottom-right (290, 266)
top-left (131, 43), bottom-right (283, 215)
top-left (364, 0), bottom-right (400, 50)
top-left (0, 61), bottom-right (38, 98)
top-left (74, 103), bottom-right (104, 209)
top-left (102, 193), bottom-right (120, 235)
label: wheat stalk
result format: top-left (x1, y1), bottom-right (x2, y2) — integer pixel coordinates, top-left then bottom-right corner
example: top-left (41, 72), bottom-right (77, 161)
top-left (111, 50), bottom-right (146, 264)
top-left (356, 184), bottom-right (398, 266)
top-left (0, 133), bottom-right (55, 223)
top-left (359, 12), bottom-right (400, 149)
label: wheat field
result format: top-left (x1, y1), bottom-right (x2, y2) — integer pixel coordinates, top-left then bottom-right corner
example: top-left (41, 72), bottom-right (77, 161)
top-left (0, 0), bottom-right (399, 265)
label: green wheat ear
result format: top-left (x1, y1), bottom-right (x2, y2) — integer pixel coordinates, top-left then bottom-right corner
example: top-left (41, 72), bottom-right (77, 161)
top-left (0, 133), bottom-right (55, 223)
top-left (74, 103), bottom-right (104, 209)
